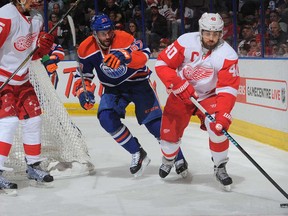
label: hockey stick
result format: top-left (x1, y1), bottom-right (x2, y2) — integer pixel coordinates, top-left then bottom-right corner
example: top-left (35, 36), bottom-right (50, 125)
top-left (190, 97), bottom-right (288, 207)
top-left (76, 61), bottom-right (89, 102)
top-left (0, 0), bottom-right (84, 91)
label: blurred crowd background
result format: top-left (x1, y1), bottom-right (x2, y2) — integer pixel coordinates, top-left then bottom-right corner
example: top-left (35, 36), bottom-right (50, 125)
top-left (1, 0), bottom-right (288, 59)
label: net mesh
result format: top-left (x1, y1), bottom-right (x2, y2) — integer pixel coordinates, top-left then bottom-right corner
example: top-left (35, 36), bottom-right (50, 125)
top-left (4, 60), bottom-right (94, 180)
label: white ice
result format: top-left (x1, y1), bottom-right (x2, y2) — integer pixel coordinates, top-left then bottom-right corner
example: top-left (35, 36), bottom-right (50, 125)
top-left (1, 116), bottom-right (288, 216)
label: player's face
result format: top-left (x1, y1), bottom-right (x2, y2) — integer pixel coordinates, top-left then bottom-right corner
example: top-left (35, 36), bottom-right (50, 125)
top-left (201, 30), bottom-right (222, 50)
top-left (21, 0), bottom-right (35, 11)
top-left (94, 30), bottom-right (115, 49)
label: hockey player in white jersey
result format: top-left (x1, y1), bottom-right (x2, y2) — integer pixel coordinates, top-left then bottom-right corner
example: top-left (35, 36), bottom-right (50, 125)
top-left (155, 13), bottom-right (240, 190)
top-left (0, 0), bottom-right (55, 194)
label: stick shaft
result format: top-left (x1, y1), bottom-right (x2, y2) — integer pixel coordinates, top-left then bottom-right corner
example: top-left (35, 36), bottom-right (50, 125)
top-left (190, 97), bottom-right (288, 200)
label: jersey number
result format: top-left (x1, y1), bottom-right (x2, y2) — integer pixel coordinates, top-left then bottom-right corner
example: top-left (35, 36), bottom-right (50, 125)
top-left (229, 63), bottom-right (239, 77)
top-left (165, 44), bottom-right (177, 59)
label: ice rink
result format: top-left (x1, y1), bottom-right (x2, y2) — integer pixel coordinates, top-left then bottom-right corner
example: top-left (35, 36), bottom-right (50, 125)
top-left (1, 116), bottom-right (288, 216)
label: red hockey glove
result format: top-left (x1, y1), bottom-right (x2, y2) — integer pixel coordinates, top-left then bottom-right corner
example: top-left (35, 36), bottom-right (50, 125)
top-left (210, 112), bottom-right (232, 136)
top-left (41, 54), bottom-right (60, 74)
top-left (74, 79), bottom-right (95, 110)
top-left (103, 49), bottom-right (132, 69)
top-left (172, 80), bottom-right (198, 105)
top-left (37, 32), bottom-right (54, 57)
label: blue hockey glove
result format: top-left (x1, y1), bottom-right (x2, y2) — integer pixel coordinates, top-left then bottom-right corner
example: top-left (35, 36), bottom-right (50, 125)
top-left (103, 49), bottom-right (132, 69)
top-left (41, 54), bottom-right (60, 74)
top-left (78, 90), bottom-right (95, 110)
top-left (74, 80), bottom-right (95, 110)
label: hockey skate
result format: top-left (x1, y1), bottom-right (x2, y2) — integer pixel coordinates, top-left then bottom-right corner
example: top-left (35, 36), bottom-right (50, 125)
top-left (159, 157), bottom-right (174, 178)
top-left (26, 162), bottom-right (54, 187)
top-left (130, 148), bottom-right (151, 177)
top-left (159, 157), bottom-right (188, 178)
top-left (0, 171), bottom-right (18, 196)
top-left (214, 158), bottom-right (233, 192)
top-left (175, 158), bottom-right (188, 178)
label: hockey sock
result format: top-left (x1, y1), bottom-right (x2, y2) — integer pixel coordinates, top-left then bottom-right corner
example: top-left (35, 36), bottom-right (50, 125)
top-left (175, 148), bottom-right (185, 162)
top-left (112, 125), bottom-right (141, 154)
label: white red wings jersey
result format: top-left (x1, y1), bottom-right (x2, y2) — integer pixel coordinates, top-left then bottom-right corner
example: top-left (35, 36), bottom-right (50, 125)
top-left (155, 32), bottom-right (240, 113)
top-left (0, 3), bottom-right (43, 85)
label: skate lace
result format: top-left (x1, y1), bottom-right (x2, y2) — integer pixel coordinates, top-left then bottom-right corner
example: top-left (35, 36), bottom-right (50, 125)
top-left (160, 163), bottom-right (173, 173)
top-left (215, 166), bottom-right (229, 180)
top-left (131, 151), bottom-right (140, 167)
top-left (0, 175), bottom-right (12, 188)
top-left (27, 166), bottom-right (48, 180)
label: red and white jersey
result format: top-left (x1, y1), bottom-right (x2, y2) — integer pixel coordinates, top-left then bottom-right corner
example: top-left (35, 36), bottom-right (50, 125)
top-left (155, 32), bottom-right (240, 113)
top-left (0, 3), bottom-right (43, 85)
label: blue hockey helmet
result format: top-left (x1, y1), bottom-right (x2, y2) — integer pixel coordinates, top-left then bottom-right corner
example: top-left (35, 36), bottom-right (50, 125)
top-left (90, 14), bottom-right (114, 32)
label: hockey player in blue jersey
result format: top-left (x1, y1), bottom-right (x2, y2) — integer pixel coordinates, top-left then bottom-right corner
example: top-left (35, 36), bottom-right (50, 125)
top-left (73, 14), bottom-right (188, 177)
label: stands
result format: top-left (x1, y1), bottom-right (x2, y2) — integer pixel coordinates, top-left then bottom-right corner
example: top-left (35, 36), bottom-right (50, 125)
top-left (42, 0), bottom-right (288, 59)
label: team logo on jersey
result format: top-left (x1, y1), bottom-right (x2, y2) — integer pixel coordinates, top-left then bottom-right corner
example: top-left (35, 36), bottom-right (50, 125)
top-left (100, 63), bottom-right (127, 78)
top-left (182, 65), bottom-right (213, 81)
top-left (14, 32), bottom-right (38, 51)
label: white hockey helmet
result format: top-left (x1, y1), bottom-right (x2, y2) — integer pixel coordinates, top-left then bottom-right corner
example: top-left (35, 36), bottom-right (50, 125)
top-left (199, 12), bottom-right (224, 33)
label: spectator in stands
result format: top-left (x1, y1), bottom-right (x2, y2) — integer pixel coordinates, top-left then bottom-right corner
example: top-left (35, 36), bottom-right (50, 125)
top-left (59, 16), bottom-right (76, 60)
top-left (69, 0), bottom-right (87, 27)
top-left (280, 41), bottom-right (288, 56)
top-left (131, 5), bottom-right (143, 32)
top-left (238, 43), bottom-right (250, 57)
top-left (269, 10), bottom-right (288, 32)
top-left (146, 3), bottom-right (169, 50)
top-left (278, 0), bottom-right (288, 14)
top-left (48, 0), bottom-right (64, 11)
top-left (103, 0), bottom-right (125, 24)
top-left (270, 44), bottom-right (280, 57)
top-left (127, 20), bottom-right (141, 39)
top-left (237, 24), bottom-right (255, 54)
top-left (118, 0), bottom-right (134, 22)
top-left (50, 2), bottom-right (63, 18)
top-left (268, 21), bottom-right (288, 46)
top-left (247, 38), bottom-right (261, 57)
top-left (48, 12), bottom-right (61, 43)
top-left (159, 0), bottom-right (179, 41)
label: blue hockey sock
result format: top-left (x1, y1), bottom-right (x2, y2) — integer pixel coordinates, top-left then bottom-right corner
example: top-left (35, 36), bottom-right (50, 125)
top-left (175, 148), bottom-right (185, 162)
top-left (112, 125), bottom-right (140, 154)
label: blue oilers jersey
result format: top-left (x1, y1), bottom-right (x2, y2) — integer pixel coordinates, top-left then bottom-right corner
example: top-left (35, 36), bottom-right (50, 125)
top-left (76, 30), bottom-right (151, 87)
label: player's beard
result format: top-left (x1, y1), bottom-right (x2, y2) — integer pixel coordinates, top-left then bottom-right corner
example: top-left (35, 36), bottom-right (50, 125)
top-left (99, 38), bottom-right (112, 49)
top-left (98, 34), bottom-right (114, 50)
top-left (202, 39), bottom-right (219, 51)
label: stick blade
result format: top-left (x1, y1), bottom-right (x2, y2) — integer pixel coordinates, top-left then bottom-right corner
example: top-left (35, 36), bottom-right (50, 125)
top-left (280, 203), bottom-right (288, 208)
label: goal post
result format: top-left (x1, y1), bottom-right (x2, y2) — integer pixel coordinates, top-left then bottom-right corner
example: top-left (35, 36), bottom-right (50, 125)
top-left (4, 60), bottom-right (95, 180)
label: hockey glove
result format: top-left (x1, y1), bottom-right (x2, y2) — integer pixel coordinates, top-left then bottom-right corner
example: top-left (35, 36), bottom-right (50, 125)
top-left (75, 80), bottom-right (95, 110)
top-left (210, 112), bottom-right (232, 136)
top-left (103, 49), bottom-right (132, 69)
top-left (172, 80), bottom-right (198, 105)
top-left (41, 54), bottom-right (60, 74)
top-left (37, 32), bottom-right (54, 56)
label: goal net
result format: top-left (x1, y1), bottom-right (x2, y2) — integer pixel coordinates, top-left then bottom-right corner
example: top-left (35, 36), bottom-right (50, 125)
top-left (4, 60), bottom-right (95, 180)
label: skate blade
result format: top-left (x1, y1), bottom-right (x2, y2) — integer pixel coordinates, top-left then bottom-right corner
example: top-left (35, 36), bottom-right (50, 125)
top-left (280, 203), bottom-right (288, 208)
top-left (133, 157), bottom-right (151, 178)
top-left (0, 189), bottom-right (18, 196)
top-left (29, 180), bottom-right (54, 188)
top-left (221, 184), bottom-right (231, 192)
top-left (179, 169), bottom-right (189, 178)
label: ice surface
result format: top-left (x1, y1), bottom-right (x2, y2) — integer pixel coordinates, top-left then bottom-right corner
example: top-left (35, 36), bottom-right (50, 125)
top-left (0, 116), bottom-right (287, 216)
